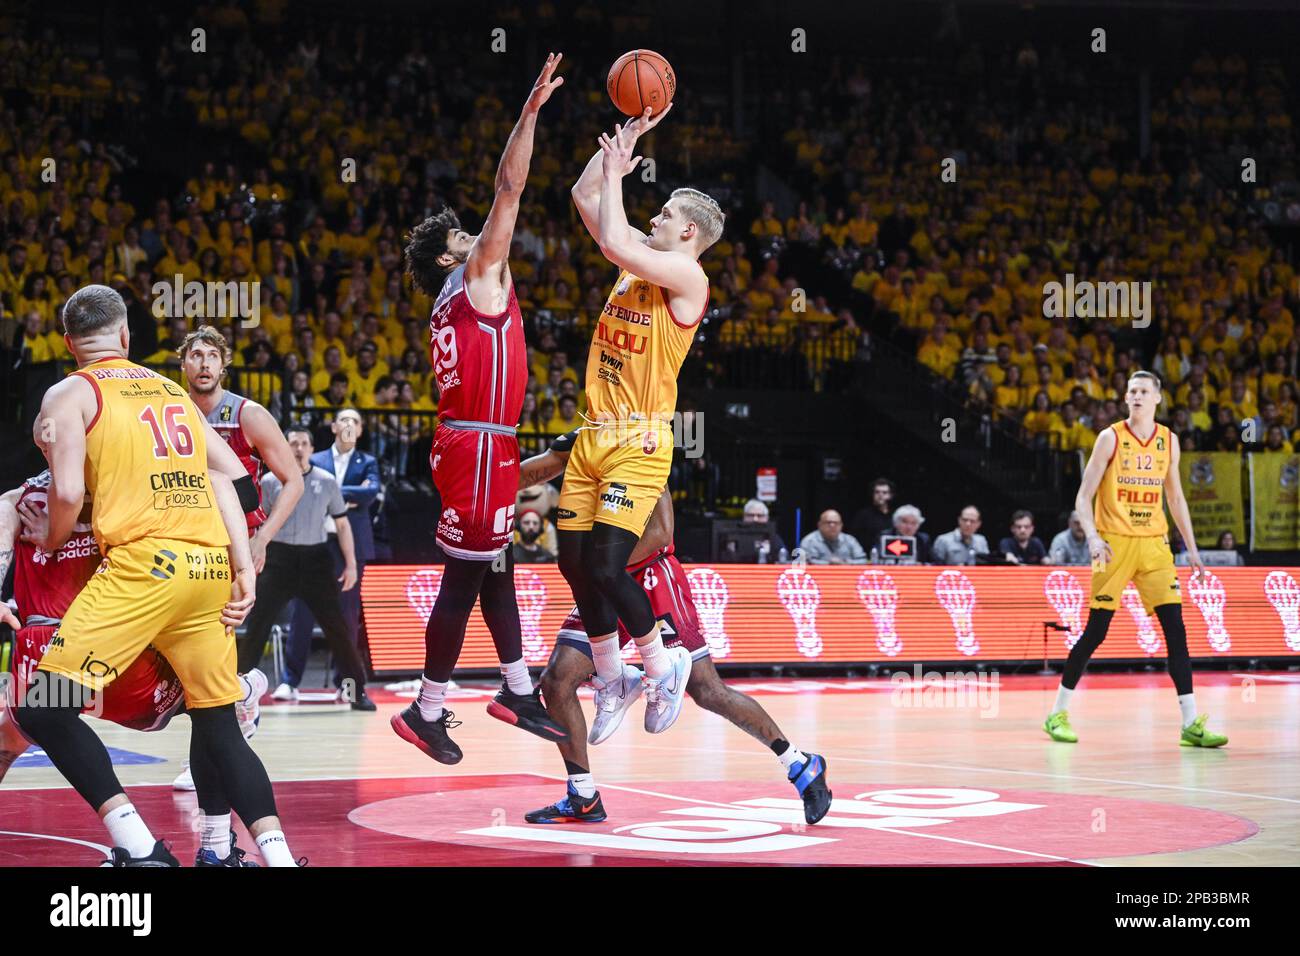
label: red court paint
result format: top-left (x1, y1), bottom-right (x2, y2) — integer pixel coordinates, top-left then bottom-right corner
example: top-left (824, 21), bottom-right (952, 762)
top-left (0, 776), bottom-right (1260, 867)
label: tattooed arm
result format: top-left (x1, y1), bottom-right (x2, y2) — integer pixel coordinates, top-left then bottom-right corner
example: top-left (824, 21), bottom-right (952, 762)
top-left (518, 449), bottom-right (568, 489)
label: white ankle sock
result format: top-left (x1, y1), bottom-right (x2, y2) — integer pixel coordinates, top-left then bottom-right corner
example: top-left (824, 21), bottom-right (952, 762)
top-left (255, 829), bottom-right (297, 867)
top-left (1178, 693), bottom-right (1197, 727)
top-left (635, 631), bottom-right (672, 680)
top-left (200, 812), bottom-right (232, 859)
top-left (568, 772), bottom-right (596, 799)
top-left (776, 743), bottom-right (807, 771)
top-left (418, 677), bottom-right (447, 722)
top-left (104, 803), bottom-right (155, 858)
top-left (1053, 685), bottom-right (1074, 715)
top-left (500, 657), bottom-right (533, 696)
top-left (591, 637), bottom-right (623, 683)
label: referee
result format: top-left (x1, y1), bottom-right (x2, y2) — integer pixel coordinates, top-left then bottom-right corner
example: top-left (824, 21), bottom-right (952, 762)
top-left (235, 424), bottom-right (377, 712)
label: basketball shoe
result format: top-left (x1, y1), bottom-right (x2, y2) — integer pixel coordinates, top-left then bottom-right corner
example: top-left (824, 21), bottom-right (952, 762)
top-left (642, 645), bottom-right (691, 734)
top-left (524, 783), bottom-right (607, 824)
top-left (1180, 714), bottom-right (1228, 748)
top-left (788, 752), bottom-right (833, 824)
top-left (588, 664), bottom-right (644, 745)
top-left (101, 840), bottom-right (179, 867)
top-left (391, 703), bottom-right (463, 764)
top-left (486, 682), bottom-right (568, 741)
top-left (195, 833), bottom-right (259, 868)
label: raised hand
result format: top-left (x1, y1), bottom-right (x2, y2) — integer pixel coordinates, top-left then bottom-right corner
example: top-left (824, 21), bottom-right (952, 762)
top-left (525, 52), bottom-right (564, 113)
top-left (599, 122), bottom-right (642, 179)
top-left (624, 102), bottom-right (673, 141)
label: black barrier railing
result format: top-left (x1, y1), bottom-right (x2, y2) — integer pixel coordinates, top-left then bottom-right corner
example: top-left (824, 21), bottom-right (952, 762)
top-left (860, 335), bottom-right (1069, 499)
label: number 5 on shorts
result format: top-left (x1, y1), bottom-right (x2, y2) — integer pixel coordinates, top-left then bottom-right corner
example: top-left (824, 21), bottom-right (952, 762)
top-left (493, 504), bottom-right (516, 535)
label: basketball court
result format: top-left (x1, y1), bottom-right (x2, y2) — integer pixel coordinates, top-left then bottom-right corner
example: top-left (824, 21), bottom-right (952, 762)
top-left (3, 671), bottom-right (1294, 867)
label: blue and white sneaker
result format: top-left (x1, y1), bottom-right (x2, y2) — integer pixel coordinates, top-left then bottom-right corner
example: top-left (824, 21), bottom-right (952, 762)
top-left (195, 833), bottom-right (260, 868)
top-left (642, 645), bottom-right (691, 734)
top-left (589, 664), bottom-right (644, 745)
top-left (524, 783), bottom-right (607, 824)
top-left (788, 753), bottom-right (832, 824)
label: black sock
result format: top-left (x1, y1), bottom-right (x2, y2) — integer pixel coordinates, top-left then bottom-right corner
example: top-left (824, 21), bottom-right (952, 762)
top-left (563, 759), bottom-right (589, 776)
top-left (769, 738), bottom-right (790, 756)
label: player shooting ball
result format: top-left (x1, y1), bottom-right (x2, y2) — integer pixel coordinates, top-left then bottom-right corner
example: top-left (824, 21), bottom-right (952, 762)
top-left (560, 103), bottom-right (724, 735)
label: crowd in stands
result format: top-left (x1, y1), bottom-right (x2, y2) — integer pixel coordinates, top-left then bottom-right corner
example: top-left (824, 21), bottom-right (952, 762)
top-left (2, 4), bottom-right (1296, 518)
top-left (746, 44), bottom-right (1298, 461)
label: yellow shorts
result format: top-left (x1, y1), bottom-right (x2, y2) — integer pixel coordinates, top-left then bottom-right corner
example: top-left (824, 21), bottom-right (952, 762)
top-left (556, 422), bottom-right (674, 536)
top-left (1090, 533), bottom-right (1182, 614)
top-left (37, 536), bottom-right (241, 709)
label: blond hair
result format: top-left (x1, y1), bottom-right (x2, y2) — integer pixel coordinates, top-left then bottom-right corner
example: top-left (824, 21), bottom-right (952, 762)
top-left (670, 188), bottom-right (725, 251)
top-left (178, 324), bottom-right (233, 367)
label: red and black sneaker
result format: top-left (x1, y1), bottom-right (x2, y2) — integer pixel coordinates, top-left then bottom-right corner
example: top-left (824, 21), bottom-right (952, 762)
top-left (390, 703), bottom-right (463, 764)
top-left (486, 683), bottom-right (569, 742)
top-left (524, 784), bottom-right (607, 824)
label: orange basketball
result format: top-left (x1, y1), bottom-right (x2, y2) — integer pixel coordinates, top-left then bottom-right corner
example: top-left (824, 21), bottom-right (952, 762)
top-left (607, 49), bottom-right (676, 117)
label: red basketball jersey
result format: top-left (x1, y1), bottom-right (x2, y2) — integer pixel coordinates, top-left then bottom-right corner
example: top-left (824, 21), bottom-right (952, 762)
top-left (204, 389), bottom-right (267, 530)
top-left (428, 263), bottom-right (526, 427)
top-left (13, 471), bottom-right (101, 621)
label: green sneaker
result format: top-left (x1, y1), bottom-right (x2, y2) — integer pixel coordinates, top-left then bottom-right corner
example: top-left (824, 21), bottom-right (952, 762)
top-left (1044, 710), bottom-right (1078, 743)
top-left (1180, 714), bottom-right (1228, 748)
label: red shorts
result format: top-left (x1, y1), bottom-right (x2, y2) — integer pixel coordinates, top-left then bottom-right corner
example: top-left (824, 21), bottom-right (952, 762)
top-left (556, 553), bottom-right (710, 661)
top-left (8, 624), bottom-right (185, 735)
top-left (431, 423), bottom-right (521, 560)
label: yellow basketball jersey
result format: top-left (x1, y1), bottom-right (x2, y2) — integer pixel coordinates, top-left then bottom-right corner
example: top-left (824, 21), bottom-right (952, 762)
top-left (73, 357), bottom-right (230, 550)
top-left (1095, 421), bottom-right (1171, 536)
top-left (584, 270), bottom-right (703, 421)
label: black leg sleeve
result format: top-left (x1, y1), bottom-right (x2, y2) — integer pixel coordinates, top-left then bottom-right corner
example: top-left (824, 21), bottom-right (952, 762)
top-left (187, 705), bottom-right (278, 826)
top-left (1155, 603), bottom-right (1194, 696)
top-left (13, 675), bottom-right (125, 810)
top-left (586, 522), bottom-right (655, 638)
top-left (1061, 608), bottom-right (1115, 691)
top-left (480, 547), bottom-right (523, 664)
top-left (422, 556), bottom-right (489, 681)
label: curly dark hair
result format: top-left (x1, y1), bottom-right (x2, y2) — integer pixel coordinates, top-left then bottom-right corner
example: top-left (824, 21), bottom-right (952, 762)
top-left (404, 208), bottom-right (461, 295)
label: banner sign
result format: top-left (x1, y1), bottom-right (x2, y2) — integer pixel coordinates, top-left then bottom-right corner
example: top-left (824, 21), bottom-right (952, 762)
top-left (361, 565), bottom-right (1300, 672)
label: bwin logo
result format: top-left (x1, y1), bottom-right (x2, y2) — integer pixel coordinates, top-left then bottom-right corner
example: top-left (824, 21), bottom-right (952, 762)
top-left (49, 886), bottom-right (152, 936)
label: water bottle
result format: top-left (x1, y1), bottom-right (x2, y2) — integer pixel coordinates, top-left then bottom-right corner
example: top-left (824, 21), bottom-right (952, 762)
top-left (757, 540), bottom-right (769, 565)
top-left (777, 546), bottom-right (789, 564)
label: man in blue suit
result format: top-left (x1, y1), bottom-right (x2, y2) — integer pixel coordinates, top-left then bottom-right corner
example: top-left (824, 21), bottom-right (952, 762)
top-left (276, 408), bottom-right (382, 699)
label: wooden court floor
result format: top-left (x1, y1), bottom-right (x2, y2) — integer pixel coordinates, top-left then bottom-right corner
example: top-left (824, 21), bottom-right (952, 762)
top-left (2, 672), bottom-right (1296, 866)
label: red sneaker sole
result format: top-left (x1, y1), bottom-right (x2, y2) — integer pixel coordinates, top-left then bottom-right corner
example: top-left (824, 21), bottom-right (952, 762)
top-left (390, 713), bottom-right (462, 765)
top-left (485, 700), bottom-right (569, 739)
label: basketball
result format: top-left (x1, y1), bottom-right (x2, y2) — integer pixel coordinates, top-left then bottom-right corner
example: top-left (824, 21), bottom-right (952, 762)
top-left (607, 49), bottom-right (676, 117)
